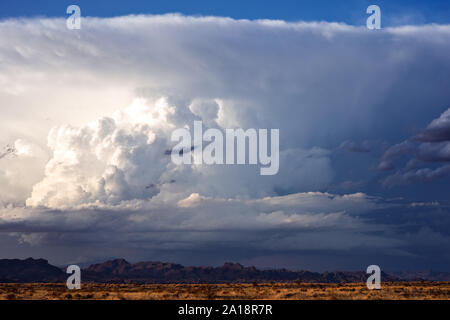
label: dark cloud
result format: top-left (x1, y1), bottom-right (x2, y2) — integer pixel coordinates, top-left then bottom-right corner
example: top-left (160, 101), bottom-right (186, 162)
top-left (378, 108), bottom-right (450, 187)
top-left (417, 142), bottom-right (450, 162)
top-left (328, 180), bottom-right (366, 192)
top-left (338, 140), bottom-right (370, 153)
top-left (383, 164), bottom-right (450, 187)
top-left (164, 145), bottom-right (195, 156)
top-left (377, 141), bottom-right (415, 171)
top-left (414, 108), bottom-right (450, 142)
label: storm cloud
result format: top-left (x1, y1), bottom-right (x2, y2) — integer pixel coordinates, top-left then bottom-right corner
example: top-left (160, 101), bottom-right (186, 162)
top-left (0, 15), bottom-right (450, 270)
top-left (379, 107), bottom-right (450, 187)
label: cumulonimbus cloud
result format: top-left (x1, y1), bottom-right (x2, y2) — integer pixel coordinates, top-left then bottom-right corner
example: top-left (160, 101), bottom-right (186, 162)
top-left (0, 15), bottom-right (450, 266)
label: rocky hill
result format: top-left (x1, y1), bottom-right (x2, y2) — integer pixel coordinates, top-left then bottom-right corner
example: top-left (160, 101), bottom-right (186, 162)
top-left (2, 257), bottom-right (448, 283)
top-left (0, 258), bottom-right (65, 283)
top-left (81, 259), bottom-right (400, 283)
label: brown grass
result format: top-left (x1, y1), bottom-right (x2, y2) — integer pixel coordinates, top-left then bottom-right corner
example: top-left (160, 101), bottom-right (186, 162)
top-left (0, 282), bottom-right (449, 300)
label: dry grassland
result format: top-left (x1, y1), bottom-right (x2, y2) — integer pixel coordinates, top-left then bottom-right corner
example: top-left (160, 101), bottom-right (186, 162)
top-left (0, 282), bottom-right (449, 300)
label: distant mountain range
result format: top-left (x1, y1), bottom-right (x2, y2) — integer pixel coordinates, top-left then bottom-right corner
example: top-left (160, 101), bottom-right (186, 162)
top-left (390, 270), bottom-right (450, 282)
top-left (82, 259), bottom-right (400, 284)
top-left (0, 258), bottom-right (65, 283)
top-left (0, 258), bottom-right (449, 283)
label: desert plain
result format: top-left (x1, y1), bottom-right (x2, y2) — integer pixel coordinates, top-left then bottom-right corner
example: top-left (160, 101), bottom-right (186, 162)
top-left (0, 282), bottom-right (449, 300)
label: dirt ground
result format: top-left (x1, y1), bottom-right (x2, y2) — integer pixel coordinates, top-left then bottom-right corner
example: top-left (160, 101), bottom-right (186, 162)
top-left (0, 282), bottom-right (449, 300)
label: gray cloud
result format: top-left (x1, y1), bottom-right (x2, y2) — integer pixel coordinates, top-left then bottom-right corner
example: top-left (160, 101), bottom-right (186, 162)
top-left (414, 108), bottom-right (450, 142)
top-left (0, 191), bottom-right (400, 259)
top-left (0, 15), bottom-right (450, 268)
top-left (378, 141), bottom-right (416, 171)
top-left (383, 164), bottom-right (450, 187)
top-left (338, 140), bottom-right (371, 153)
top-left (379, 108), bottom-right (450, 186)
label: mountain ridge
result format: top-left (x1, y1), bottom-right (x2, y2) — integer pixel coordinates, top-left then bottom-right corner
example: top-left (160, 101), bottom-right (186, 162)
top-left (1, 257), bottom-right (449, 283)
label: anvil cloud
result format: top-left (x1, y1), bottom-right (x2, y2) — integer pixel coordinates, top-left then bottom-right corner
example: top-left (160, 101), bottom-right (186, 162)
top-left (0, 15), bottom-right (449, 270)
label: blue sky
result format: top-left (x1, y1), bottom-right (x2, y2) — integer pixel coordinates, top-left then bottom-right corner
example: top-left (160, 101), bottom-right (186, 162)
top-left (1, 0), bottom-right (450, 25)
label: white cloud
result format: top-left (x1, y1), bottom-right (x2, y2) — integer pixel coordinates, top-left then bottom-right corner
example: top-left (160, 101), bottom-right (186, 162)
top-left (0, 189), bottom-right (392, 253)
top-left (0, 15), bottom-right (450, 265)
top-left (0, 139), bottom-right (48, 205)
top-left (26, 98), bottom-right (175, 208)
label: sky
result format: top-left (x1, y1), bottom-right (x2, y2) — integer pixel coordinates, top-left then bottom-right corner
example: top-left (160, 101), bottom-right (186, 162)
top-left (0, 1), bottom-right (450, 272)
top-left (1, 0), bottom-right (450, 25)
